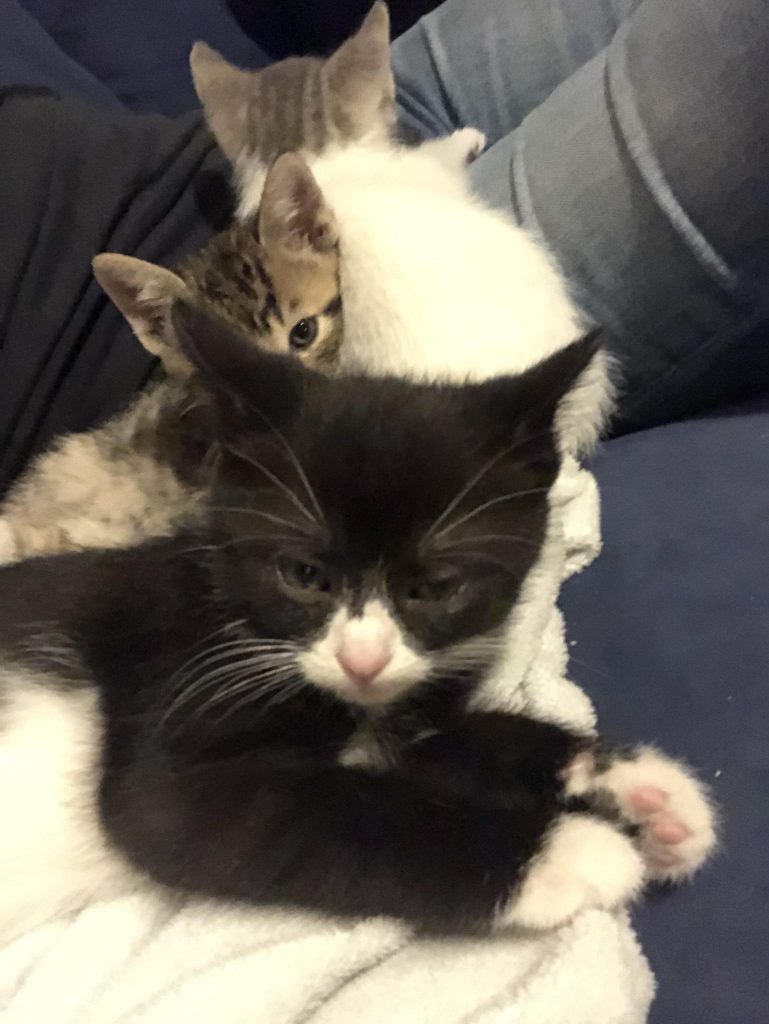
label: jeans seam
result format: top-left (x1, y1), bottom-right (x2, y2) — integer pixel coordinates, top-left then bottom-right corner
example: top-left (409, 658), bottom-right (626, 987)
top-left (606, 21), bottom-right (738, 297)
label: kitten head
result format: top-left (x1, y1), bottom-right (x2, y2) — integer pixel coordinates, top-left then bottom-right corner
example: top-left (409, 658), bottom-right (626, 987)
top-left (191, 2), bottom-right (394, 166)
top-left (93, 154), bottom-right (342, 376)
top-left (173, 300), bottom-right (602, 709)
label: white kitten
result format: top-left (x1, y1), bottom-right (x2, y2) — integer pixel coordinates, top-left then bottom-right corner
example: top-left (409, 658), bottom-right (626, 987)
top-left (236, 133), bottom-right (611, 455)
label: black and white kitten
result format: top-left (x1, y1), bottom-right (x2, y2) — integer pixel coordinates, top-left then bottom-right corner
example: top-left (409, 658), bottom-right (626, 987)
top-left (0, 304), bottom-right (715, 937)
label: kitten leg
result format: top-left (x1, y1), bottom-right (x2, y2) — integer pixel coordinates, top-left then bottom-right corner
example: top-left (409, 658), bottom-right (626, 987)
top-left (404, 712), bottom-right (644, 931)
top-left (495, 813), bottom-right (645, 931)
top-left (419, 127), bottom-right (487, 172)
top-left (565, 746), bottom-right (717, 881)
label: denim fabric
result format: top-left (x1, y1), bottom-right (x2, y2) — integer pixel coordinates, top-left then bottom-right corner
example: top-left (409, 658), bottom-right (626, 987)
top-left (392, 0), bottom-right (769, 432)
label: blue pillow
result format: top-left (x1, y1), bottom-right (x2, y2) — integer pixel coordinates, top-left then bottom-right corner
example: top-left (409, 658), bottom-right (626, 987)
top-left (16, 0), bottom-right (270, 114)
top-left (561, 401), bottom-right (769, 1024)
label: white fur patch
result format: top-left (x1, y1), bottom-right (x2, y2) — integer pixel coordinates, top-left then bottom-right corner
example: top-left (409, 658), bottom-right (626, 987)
top-left (496, 815), bottom-right (645, 932)
top-left (584, 747), bottom-right (717, 881)
top-left (238, 139), bottom-right (610, 455)
top-left (298, 599), bottom-right (429, 706)
top-left (0, 671), bottom-right (140, 941)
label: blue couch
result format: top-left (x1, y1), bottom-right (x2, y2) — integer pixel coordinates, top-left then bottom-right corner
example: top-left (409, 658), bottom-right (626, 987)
top-left (2, 2), bottom-right (765, 1021)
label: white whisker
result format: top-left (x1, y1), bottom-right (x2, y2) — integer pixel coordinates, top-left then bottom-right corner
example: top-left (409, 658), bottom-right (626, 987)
top-left (161, 638), bottom-right (299, 726)
top-left (165, 635), bottom-right (291, 696)
top-left (210, 506), bottom-right (314, 535)
top-left (423, 427), bottom-right (554, 541)
top-left (437, 530), bottom-right (542, 550)
top-left (199, 669), bottom-right (306, 725)
top-left (227, 443), bottom-right (320, 528)
top-left (239, 401), bottom-right (326, 526)
top-left (432, 488), bottom-right (550, 541)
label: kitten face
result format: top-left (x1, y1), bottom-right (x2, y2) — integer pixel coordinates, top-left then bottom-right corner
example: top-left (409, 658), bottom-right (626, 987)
top-left (175, 302), bottom-right (602, 710)
top-left (180, 219), bottom-right (343, 370)
top-left (93, 154), bottom-right (342, 376)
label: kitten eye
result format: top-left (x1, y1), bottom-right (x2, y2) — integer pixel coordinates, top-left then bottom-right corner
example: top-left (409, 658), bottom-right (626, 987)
top-left (289, 317), bottom-right (319, 351)
top-left (407, 570), bottom-right (465, 605)
top-left (277, 556), bottom-right (330, 594)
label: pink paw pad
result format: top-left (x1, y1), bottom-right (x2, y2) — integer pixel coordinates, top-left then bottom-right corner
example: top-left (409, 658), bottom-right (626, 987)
top-left (649, 814), bottom-right (693, 845)
top-left (629, 785), bottom-right (669, 814)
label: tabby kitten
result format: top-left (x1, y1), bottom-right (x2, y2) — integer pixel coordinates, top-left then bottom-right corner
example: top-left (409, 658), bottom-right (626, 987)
top-left (0, 154), bottom-right (342, 561)
top-left (0, 304), bottom-right (714, 937)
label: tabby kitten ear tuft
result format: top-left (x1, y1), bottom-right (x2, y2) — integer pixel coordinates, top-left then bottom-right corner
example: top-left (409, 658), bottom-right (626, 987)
top-left (190, 42), bottom-right (253, 164)
top-left (259, 154), bottom-right (339, 257)
top-left (323, 2), bottom-right (395, 140)
top-left (92, 254), bottom-right (192, 377)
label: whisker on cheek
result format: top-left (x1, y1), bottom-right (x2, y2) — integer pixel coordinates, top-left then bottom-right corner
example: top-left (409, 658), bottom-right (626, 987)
top-left (228, 677), bottom-right (308, 720)
top-left (200, 670), bottom-right (302, 721)
top-left (160, 640), bottom-right (300, 730)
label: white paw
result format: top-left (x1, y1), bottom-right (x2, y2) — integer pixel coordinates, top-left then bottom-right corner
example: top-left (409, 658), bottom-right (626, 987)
top-left (496, 815), bottom-right (645, 931)
top-left (580, 747), bottom-right (717, 882)
top-left (0, 520), bottom-right (18, 565)
top-left (451, 126), bottom-right (486, 163)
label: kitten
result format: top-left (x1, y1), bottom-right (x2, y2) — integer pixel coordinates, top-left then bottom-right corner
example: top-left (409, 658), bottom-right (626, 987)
top-left (196, 4), bottom-right (611, 453)
top-left (96, 152), bottom-right (343, 378)
top-left (0, 154), bottom-right (343, 561)
top-left (0, 303), bottom-right (714, 937)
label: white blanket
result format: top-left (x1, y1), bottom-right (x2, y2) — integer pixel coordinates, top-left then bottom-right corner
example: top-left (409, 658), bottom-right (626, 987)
top-left (0, 459), bottom-right (655, 1023)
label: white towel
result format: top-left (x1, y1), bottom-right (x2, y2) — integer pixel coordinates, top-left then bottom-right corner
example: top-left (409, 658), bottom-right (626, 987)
top-left (0, 459), bottom-right (655, 1023)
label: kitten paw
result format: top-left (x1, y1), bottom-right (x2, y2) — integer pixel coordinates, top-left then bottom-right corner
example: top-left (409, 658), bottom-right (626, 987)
top-left (451, 127), bottom-right (487, 163)
top-left (566, 747), bottom-right (717, 882)
top-left (495, 815), bottom-right (644, 931)
top-left (420, 128), bottom-right (487, 172)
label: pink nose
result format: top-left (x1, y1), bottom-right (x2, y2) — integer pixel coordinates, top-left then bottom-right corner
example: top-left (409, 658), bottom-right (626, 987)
top-left (337, 644), bottom-right (392, 685)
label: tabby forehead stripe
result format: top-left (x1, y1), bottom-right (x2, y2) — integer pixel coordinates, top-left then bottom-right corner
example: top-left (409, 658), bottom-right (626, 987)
top-left (323, 295), bottom-right (342, 317)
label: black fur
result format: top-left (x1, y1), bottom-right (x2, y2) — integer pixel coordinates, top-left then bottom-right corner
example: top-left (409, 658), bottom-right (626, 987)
top-left (0, 306), bottom-right (618, 933)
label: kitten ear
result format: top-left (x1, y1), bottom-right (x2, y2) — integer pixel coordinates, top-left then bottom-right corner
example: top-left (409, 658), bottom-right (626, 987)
top-left (92, 254), bottom-right (193, 377)
top-left (322, 2), bottom-right (395, 141)
top-left (190, 42), bottom-right (256, 164)
top-left (191, 3), bottom-right (394, 166)
top-left (259, 153), bottom-right (338, 257)
top-left (171, 298), bottom-right (305, 430)
top-left (465, 331), bottom-right (607, 464)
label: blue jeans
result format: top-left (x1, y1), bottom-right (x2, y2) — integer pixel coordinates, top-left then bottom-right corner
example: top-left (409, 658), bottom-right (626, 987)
top-left (392, 0), bottom-right (769, 432)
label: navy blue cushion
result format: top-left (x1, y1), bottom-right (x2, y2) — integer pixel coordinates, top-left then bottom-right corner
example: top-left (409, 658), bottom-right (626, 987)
top-left (0, 0), bottom-right (123, 109)
top-left (13, 0), bottom-right (270, 114)
top-left (561, 402), bottom-right (769, 1024)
